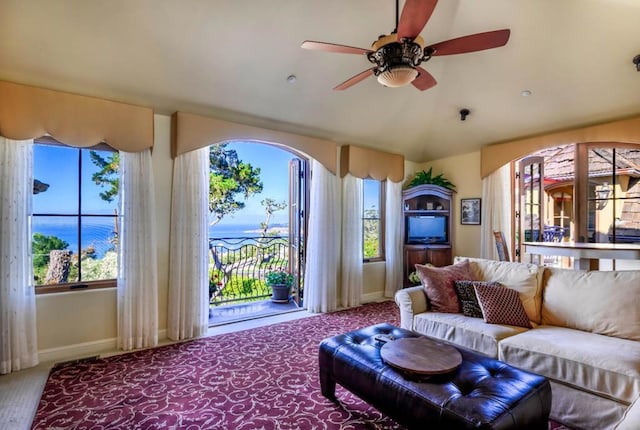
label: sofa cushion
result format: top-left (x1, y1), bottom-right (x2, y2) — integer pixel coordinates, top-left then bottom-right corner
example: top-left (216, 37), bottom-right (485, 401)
top-left (542, 268), bottom-right (640, 341)
top-left (415, 260), bottom-right (476, 313)
top-left (474, 283), bottom-right (532, 328)
top-left (413, 312), bottom-right (529, 358)
top-left (455, 257), bottom-right (543, 324)
top-left (498, 326), bottom-right (640, 404)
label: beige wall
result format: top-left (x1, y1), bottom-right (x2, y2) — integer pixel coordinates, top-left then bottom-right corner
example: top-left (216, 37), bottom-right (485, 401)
top-left (362, 261), bottom-right (384, 298)
top-left (418, 151), bottom-right (483, 259)
top-left (36, 289), bottom-right (116, 353)
top-left (152, 115), bottom-right (173, 335)
top-left (34, 118), bottom-right (482, 361)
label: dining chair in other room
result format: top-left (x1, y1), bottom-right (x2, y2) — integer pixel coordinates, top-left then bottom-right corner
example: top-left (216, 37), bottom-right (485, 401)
top-left (493, 231), bottom-right (511, 262)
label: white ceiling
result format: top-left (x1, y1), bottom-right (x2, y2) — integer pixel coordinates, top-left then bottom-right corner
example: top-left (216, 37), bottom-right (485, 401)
top-left (1, 0), bottom-right (639, 162)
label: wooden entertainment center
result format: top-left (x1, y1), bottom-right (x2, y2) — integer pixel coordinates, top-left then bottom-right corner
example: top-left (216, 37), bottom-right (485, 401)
top-left (402, 184), bottom-right (454, 286)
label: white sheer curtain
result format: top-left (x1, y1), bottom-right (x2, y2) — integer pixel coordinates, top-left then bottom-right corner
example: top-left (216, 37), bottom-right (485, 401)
top-left (304, 160), bottom-right (339, 313)
top-left (117, 149), bottom-right (158, 351)
top-left (384, 179), bottom-right (403, 298)
top-left (480, 164), bottom-right (512, 259)
top-left (0, 137), bottom-right (38, 374)
top-left (341, 174), bottom-right (362, 308)
top-left (167, 147), bottom-right (209, 340)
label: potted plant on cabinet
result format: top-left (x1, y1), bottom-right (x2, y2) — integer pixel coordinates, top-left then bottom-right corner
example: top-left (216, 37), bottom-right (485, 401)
top-left (405, 167), bottom-right (456, 191)
top-left (265, 270), bottom-right (294, 303)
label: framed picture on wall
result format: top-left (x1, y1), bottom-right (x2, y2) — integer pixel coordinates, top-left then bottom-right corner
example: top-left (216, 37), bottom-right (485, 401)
top-left (461, 198), bottom-right (481, 225)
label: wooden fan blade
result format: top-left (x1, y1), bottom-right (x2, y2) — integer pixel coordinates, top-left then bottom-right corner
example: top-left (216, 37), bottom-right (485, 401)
top-left (333, 68), bottom-right (375, 91)
top-left (397, 0), bottom-right (438, 40)
top-left (412, 67), bottom-right (437, 91)
top-left (427, 29), bottom-right (510, 56)
top-left (301, 40), bottom-right (371, 55)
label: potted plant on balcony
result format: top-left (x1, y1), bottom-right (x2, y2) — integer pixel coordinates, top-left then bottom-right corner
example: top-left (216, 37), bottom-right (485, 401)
top-left (266, 270), bottom-right (294, 303)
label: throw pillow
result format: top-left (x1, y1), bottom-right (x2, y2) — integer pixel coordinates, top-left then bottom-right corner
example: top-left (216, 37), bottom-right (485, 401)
top-left (455, 256), bottom-right (543, 324)
top-left (454, 280), bottom-right (502, 318)
top-left (415, 259), bottom-right (476, 313)
top-left (474, 283), bottom-right (532, 328)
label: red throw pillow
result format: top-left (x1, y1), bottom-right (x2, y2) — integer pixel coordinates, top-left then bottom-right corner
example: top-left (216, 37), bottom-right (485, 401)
top-left (415, 260), bottom-right (475, 313)
top-left (454, 280), bottom-right (502, 318)
top-left (474, 283), bottom-right (532, 328)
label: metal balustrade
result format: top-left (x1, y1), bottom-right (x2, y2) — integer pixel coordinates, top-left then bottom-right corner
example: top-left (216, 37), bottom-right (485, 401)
top-left (208, 236), bottom-right (290, 306)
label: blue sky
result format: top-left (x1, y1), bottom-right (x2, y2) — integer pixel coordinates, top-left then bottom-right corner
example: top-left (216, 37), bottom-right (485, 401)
top-left (33, 144), bottom-right (118, 216)
top-left (214, 142), bottom-right (295, 227)
top-left (221, 144), bottom-right (381, 226)
top-left (34, 142), bottom-right (381, 229)
top-left (33, 142), bottom-right (295, 228)
top-left (363, 179), bottom-right (380, 213)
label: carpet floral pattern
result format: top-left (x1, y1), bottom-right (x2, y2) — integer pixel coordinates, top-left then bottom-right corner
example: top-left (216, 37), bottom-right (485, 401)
top-left (32, 301), bottom-right (571, 429)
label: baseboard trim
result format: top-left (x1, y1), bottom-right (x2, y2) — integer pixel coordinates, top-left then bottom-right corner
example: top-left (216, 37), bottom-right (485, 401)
top-left (38, 329), bottom-right (168, 364)
top-left (361, 291), bottom-right (388, 303)
top-left (39, 338), bottom-right (117, 364)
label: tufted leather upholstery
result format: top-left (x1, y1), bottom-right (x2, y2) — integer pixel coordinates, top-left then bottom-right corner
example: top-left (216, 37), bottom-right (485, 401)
top-left (319, 323), bottom-right (551, 430)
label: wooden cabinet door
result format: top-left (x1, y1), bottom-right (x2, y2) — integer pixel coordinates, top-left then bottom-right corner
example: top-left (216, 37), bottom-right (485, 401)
top-left (427, 248), bottom-right (452, 267)
top-left (404, 246), bottom-right (428, 286)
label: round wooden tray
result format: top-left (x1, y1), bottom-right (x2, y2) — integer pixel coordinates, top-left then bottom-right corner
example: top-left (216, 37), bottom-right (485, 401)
top-left (380, 337), bottom-right (462, 375)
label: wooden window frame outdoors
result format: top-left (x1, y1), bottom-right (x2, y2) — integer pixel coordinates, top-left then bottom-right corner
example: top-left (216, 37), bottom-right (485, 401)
top-left (513, 142), bottom-right (640, 262)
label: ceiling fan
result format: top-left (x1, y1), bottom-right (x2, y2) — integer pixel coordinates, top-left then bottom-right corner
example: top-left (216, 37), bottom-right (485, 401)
top-left (301, 0), bottom-right (510, 91)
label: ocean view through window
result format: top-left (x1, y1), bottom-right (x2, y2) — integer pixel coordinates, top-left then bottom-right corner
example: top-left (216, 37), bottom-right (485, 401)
top-left (31, 139), bottom-right (308, 308)
top-left (32, 141), bottom-right (119, 292)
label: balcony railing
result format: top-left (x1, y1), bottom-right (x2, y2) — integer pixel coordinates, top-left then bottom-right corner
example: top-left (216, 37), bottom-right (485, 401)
top-left (209, 236), bottom-right (290, 306)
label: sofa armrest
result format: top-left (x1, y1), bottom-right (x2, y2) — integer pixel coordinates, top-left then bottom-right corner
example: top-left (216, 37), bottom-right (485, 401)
top-left (614, 395), bottom-right (640, 430)
top-left (394, 286), bottom-right (428, 330)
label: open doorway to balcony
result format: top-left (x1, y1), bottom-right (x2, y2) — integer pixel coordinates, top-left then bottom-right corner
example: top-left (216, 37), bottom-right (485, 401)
top-left (206, 141), bottom-right (309, 325)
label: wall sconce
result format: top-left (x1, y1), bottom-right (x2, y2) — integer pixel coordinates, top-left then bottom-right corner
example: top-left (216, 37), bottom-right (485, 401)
top-left (595, 182), bottom-right (612, 209)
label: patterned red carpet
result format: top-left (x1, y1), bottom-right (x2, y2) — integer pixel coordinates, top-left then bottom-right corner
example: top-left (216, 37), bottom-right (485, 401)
top-left (32, 301), bottom-right (572, 429)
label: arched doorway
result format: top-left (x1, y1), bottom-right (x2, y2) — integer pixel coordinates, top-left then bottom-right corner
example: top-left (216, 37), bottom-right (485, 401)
top-left (206, 140), bottom-right (309, 324)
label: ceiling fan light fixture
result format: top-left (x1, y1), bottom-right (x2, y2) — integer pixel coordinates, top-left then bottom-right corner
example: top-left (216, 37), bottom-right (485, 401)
top-left (302, 1), bottom-right (510, 91)
top-left (377, 65), bottom-right (418, 87)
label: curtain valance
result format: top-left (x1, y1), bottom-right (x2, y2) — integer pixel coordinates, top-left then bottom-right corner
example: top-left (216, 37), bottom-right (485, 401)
top-left (171, 111), bottom-right (337, 174)
top-left (339, 145), bottom-right (404, 182)
top-left (481, 115), bottom-right (640, 178)
top-left (0, 80), bottom-right (153, 151)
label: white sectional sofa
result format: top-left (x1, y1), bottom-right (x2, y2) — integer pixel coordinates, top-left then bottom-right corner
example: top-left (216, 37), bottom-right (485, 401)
top-left (395, 257), bottom-right (640, 430)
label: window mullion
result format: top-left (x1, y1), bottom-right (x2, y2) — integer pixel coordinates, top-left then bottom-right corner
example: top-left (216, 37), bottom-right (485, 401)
top-left (77, 148), bottom-right (83, 282)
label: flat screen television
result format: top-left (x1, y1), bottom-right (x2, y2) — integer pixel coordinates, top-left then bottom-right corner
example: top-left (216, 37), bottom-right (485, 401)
top-left (406, 215), bottom-right (448, 244)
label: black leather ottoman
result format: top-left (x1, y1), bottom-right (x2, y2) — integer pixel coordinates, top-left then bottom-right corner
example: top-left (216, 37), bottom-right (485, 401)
top-left (319, 323), bottom-right (551, 430)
